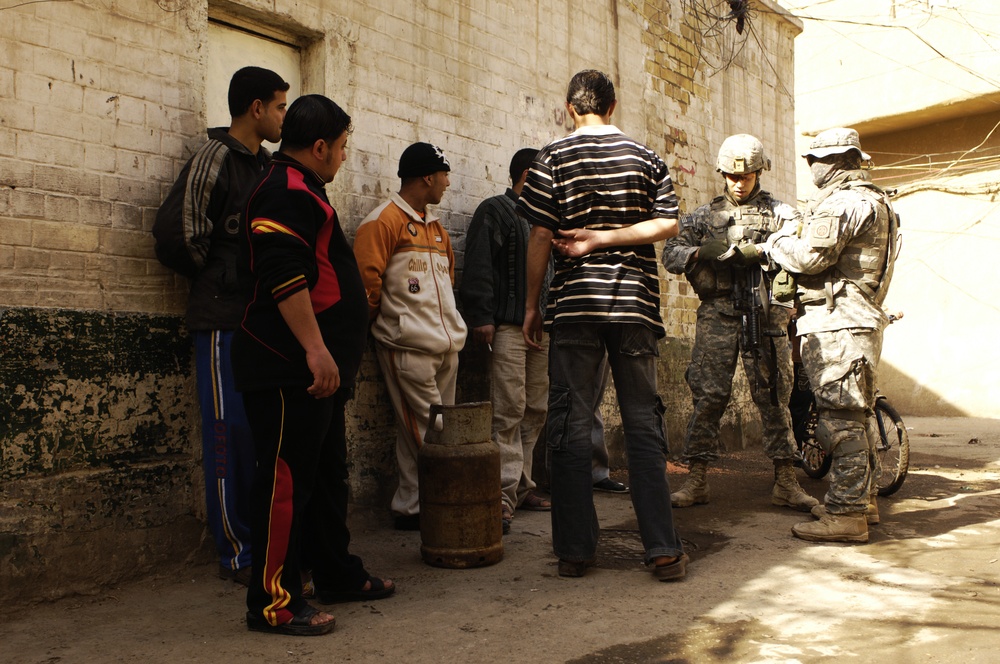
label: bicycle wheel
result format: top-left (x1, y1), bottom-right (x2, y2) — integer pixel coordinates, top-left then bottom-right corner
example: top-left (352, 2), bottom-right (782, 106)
top-left (874, 398), bottom-right (909, 496)
top-left (799, 403), bottom-right (832, 479)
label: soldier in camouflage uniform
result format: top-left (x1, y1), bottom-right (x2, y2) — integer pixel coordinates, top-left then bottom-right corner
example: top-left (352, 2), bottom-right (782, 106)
top-left (662, 134), bottom-right (817, 513)
top-left (760, 128), bottom-right (897, 543)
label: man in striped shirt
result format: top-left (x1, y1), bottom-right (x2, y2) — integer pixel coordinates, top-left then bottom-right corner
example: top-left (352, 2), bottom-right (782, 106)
top-left (519, 69), bottom-right (688, 581)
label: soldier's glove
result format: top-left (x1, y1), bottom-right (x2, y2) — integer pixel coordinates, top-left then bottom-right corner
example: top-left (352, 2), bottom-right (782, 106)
top-left (772, 269), bottom-right (796, 302)
top-left (738, 243), bottom-right (763, 265)
top-left (697, 240), bottom-right (729, 261)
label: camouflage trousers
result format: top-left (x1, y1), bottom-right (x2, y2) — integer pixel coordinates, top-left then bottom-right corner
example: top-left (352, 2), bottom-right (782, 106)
top-left (800, 327), bottom-right (883, 514)
top-left (682, 297), bottom-right (797, 463)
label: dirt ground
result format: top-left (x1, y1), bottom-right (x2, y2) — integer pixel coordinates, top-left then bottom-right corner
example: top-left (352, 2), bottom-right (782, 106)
top-left (5, 416), bottom-right (999, 663)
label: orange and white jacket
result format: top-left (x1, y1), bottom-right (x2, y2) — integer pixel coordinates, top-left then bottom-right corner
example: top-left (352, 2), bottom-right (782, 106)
top-left (354, 193), bottom-right (468, 354)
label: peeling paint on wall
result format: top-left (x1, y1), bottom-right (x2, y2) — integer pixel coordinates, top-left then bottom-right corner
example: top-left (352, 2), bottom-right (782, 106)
top-left (0, 307), bottom-right (202, 612)
top-left (1, 308), bottom-right (195, 481)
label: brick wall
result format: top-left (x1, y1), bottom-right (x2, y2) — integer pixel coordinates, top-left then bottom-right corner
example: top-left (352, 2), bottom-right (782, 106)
top-left (0, 0), bottom-right (800, 609)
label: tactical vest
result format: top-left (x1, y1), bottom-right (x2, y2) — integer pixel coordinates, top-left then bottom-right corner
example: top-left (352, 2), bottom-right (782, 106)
top-left (688, 192), bottom-right (778, 298)
top-left (798, 181), bottom-right (899, 309)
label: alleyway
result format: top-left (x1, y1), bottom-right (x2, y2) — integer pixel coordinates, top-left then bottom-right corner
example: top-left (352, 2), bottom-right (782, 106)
top-left (6, 416), bottom-right (999, 663)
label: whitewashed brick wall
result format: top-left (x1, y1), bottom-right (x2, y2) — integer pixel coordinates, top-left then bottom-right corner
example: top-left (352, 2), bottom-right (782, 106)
top-left (1, 0), bottom-right (799, 323)
top-left (0, 0), bottom-right (800, 607)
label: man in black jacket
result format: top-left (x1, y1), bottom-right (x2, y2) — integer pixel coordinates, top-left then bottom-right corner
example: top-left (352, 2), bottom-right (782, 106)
top-left (153, 66), bottom-right (288, 584)
top-left (234, 94), bottom-right (395, 637)
top-left (460, 148), bottom-right (552, 534)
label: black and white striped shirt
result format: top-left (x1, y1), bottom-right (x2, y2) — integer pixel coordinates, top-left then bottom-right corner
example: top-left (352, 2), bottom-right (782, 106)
top-left (518, 125), bottom-right (678, 335)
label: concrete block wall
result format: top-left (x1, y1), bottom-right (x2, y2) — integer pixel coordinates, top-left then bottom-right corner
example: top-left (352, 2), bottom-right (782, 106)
top-left (0, 0), bottom-right (799, 609)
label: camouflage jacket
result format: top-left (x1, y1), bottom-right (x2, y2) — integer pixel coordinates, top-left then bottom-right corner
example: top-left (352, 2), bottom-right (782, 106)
top-left (766, 170), bottom-right (892, 335)
top-left (662, 187), bottom-right (799, 301)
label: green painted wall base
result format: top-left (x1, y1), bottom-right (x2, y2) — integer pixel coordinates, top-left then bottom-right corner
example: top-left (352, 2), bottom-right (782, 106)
top-left (0, 306), bottom-right (763, 612)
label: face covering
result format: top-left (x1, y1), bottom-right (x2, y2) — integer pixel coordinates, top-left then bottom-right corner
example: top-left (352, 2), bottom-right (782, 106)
top-left (810, 159), bottom-right (839, 188)
top-left (809, 152), bottom-right (861, 188)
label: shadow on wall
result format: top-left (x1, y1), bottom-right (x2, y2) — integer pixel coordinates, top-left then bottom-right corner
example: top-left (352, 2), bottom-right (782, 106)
top-left (878, 361), bottom-right (966, 418)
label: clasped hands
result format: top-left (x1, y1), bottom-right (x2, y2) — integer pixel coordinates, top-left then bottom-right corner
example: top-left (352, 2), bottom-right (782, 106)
top-left (697, 239), bottom-right (763, 266)
top-left (551, 228), bottom-right (602, 258)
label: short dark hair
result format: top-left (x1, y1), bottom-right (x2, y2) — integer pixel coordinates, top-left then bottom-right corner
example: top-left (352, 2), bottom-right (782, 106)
top-left (566, 70), bottom-right (615, 116)
top-left (279, 94), bottom-right (352, 151)
top-left (509, 148), bottom-right (539, 183)
top-left (227, 66), bottom-right (290, 117)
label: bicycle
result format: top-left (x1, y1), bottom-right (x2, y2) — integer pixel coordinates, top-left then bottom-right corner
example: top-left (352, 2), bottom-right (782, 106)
top-left (789, 317), bottom-right (910, 496)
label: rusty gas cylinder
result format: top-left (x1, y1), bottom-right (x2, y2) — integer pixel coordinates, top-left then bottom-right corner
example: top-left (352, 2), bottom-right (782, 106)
top-left (418, 402), bottom-right (503, 568)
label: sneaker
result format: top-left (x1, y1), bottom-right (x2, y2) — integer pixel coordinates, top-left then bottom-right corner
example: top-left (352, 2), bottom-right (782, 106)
top-left (593, 478), bottom-right (629, 493)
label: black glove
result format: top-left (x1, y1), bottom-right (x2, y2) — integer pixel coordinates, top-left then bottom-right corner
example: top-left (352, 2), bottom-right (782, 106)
top-left (697, 240), bottom-right (729, 261)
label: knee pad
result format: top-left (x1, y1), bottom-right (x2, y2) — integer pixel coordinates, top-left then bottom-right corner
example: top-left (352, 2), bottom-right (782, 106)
top-left (816, 416), bottom-right (868, 456)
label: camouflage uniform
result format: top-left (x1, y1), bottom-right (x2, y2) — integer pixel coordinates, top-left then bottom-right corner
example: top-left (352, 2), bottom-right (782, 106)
top-left (765, 128), bottom-right (896, 540)
top-left (662, 189), bottom-right (799, 463)
top-left (662, 133), bottom-right (816, 513)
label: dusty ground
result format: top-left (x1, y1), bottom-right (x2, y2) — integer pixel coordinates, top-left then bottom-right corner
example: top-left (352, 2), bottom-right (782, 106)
top-left (5, 416), bottom-right (999, 663)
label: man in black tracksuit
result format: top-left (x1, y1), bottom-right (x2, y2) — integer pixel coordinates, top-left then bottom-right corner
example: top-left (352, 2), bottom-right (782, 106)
top-left (233, 95), bottom-right (395, 637)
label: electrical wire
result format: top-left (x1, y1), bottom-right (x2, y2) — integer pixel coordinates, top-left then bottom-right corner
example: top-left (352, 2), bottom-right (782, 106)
top-left (906, 258), bottom-right (1000, 315)
top-left (900, 116), bottom-right (1000, 188)
top-left (0, 0), bottom-right (72, 9)
top-left (746, 17), bottom-right (794, 100)
top-left (757, 4), bottom-right (1000, 90)
top-left (795, 20), bottom-right (991, 100)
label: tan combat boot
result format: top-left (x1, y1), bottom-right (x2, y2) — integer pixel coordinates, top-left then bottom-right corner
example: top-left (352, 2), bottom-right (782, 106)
top-left (792, 512), bottom-right (868, 543)
top-left (671, 460), bottom-right (709, 507)
top-left (867, 492), bottom-right (880, 525)
top-left (772, 460), bottom-right (819, 512)
top-left (811, 493), bottom-right (879, 525)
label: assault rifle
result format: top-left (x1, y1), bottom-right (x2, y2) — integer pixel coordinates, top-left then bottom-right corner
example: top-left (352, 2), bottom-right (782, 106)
top-left (720, 243), bottom-right (786, 404)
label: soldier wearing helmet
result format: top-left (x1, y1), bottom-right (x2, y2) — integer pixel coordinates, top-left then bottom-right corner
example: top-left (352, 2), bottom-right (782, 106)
top-left (759, 127), bottom-right (898, 544)
top-left (661, 134), bottom-right (817, 515)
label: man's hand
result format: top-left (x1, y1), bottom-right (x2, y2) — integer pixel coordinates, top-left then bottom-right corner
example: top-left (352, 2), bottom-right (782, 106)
top-left (739, 243), bottom-right (762, 264)
top-left (305, 347), bottom-right (340, 398)
top-left (697, 239), bottom-right (728, 261)
top-left (522, 307), bottom-right (544, 351)
top-left (276, 289), bottom-right (340, 399)
top-left (552, 228), bottom-right (602, 258)
top-left (472, 324), bottom-right (496, 347)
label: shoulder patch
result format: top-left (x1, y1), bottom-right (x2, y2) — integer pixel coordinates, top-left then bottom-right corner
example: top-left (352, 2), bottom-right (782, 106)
top-left (806, 214), bottom-right (839, 248)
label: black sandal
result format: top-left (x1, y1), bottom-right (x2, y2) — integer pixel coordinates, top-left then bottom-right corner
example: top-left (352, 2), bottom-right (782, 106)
top-left (246, 605), bottom-right (336, 636)
top-left (317, 576), bottom-right (396, 604)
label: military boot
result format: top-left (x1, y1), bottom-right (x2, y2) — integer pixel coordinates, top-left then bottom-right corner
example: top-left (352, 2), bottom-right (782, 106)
top-left (792, 512), bottom-right (868, 543)
top-left (671, 461), bottom-right (709, 507)
top-left (771, 460), bottom-right (819, 512)
top-left (867, 492), bottom-right (880, 525)
top-left (811, 495), bottom-right (879, 525)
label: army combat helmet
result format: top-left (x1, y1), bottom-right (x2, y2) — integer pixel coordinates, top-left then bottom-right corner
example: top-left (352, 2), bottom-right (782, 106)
top-left (717, 134), bottom-right (771, 175)
top-left (802, 127), bottom-right (871, 161)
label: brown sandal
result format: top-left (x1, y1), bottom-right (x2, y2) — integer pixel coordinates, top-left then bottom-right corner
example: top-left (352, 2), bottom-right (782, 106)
top-left (520, 492), bottom-right (552, 511)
